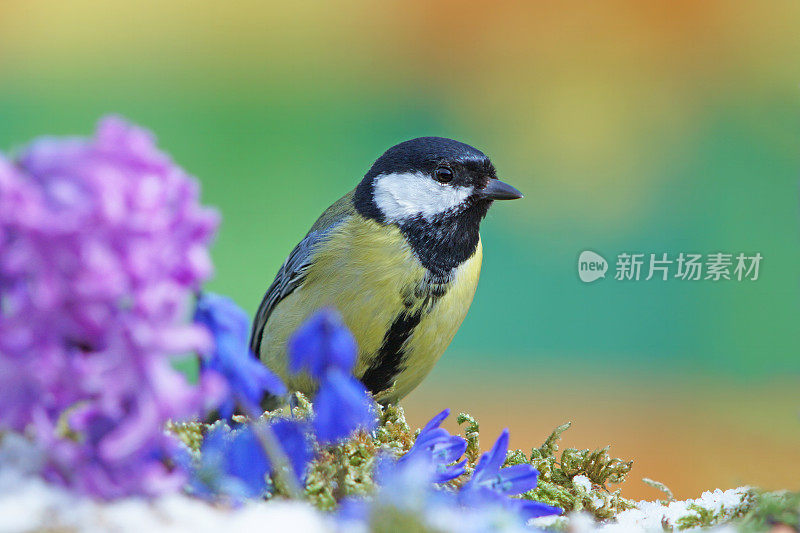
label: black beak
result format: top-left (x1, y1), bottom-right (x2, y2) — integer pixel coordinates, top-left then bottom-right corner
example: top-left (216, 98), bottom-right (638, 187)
top-left (480, 178), bottom-right (523, 200)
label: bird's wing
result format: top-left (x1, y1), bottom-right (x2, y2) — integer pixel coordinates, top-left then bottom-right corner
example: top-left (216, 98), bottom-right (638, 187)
top-left (249, 190), bottom-right (356, 355)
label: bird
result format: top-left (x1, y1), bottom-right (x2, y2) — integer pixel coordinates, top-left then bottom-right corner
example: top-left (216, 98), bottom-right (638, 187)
top-left (249, 137), bottom-right (522, 406)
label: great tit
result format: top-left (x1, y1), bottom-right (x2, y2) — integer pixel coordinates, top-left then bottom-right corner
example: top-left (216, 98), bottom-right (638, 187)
top-left (250, 137), bottom-right (522, 406)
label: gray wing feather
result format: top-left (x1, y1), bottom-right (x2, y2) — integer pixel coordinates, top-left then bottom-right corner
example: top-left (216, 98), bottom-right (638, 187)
top-left (249, 228), bottom-right (330, 355)
top-left (249, 190), bottom-right (356, 356)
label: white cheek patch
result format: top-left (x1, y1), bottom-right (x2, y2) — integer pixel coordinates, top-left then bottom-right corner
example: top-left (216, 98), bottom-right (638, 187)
top-left (372, 172), bottom-right (473, 222)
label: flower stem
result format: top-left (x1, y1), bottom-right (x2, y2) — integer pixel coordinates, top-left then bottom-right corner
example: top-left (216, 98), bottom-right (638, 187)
top-left (238, 401), bottom-right (304, 500)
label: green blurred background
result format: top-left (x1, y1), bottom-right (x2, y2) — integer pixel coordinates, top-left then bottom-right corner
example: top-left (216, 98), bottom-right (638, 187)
top-left (1, 1), bottom-right (798, 498)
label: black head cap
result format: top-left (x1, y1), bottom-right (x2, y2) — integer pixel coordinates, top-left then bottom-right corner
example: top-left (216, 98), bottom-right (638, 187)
top-left (364, 137), bottom-right (494, 180)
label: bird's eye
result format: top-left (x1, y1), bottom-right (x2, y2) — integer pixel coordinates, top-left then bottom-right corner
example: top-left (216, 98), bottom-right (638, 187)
top-left (434, 166), bottom-right (453, 183)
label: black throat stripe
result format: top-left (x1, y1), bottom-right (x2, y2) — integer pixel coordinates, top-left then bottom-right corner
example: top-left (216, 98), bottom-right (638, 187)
top-left (360, 282), bottom-right (449, 399)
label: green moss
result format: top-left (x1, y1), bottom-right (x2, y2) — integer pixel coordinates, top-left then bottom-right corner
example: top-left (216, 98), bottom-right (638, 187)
top-left (732, 490), bottom-right (800, 532)
top-left (166, 420), bottom-right (205, 452)
top-left (456, 413), bottom-right (481, 466)
top-left (642, 477), bottom-right (675, 504)
top-left (675, 503), bottom-right (718, 529)
top-left (297, 394), bottom-right (419, 510)
top-left (305, 432), bottom-right (379, 510)
top-left (508, 422), bottom-right (636, 521)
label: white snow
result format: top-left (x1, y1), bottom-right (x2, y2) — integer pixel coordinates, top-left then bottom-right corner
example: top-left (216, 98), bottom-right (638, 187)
top-left (602, 487), bottom-right (750, 532)
top-left (573, 475), bottom-right (592, 493)
top-left (0, 475), bottom-right (330, 533)
top-left (531, 487), bottom-right (750, 532)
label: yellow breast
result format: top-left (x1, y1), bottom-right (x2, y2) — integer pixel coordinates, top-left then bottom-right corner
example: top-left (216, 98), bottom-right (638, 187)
top-left (258, 214), bottom-right (482, 403)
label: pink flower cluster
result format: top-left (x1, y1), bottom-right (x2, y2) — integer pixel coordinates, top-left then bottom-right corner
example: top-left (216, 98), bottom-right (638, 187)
top-left (0, 117), bottom-right (220, 498)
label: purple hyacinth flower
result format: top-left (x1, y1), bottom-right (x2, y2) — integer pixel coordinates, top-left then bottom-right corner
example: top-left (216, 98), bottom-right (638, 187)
top-left (312, 369), bottom-right (376, 444)
top-left (0, 117), bottom-right (221, 499)
top-left (194, 292), bottom-right (287, 416)
top-left (400, 409), bottom-right (468, 483)
top-left (288, 309), bottom-right (357, 379)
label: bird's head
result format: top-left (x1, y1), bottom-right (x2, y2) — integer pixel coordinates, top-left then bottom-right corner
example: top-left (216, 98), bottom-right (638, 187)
top-left (354, 137), bottom-right (522, 226)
